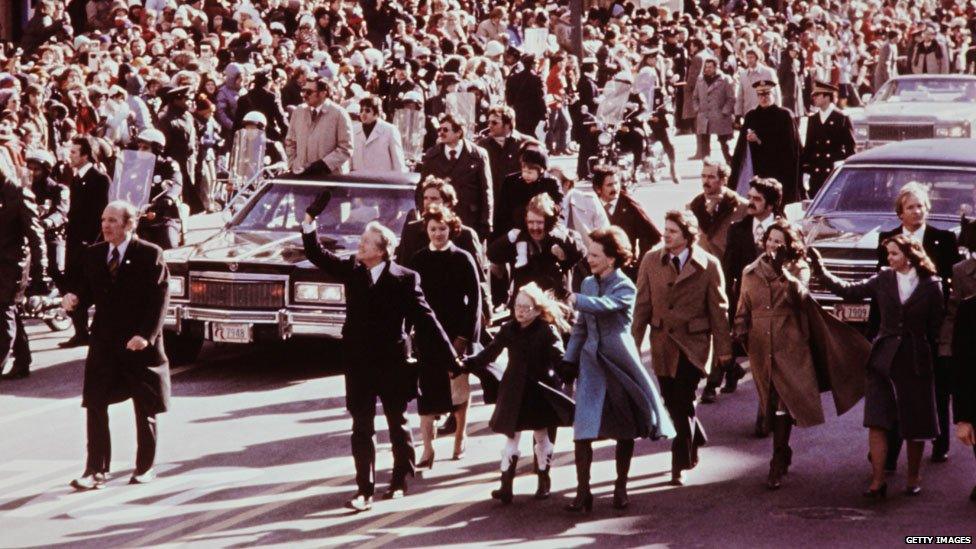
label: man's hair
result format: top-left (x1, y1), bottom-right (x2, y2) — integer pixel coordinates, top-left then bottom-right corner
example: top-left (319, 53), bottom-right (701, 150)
top-left (665, 209), bottom-right (700, 245)
top-left (364, 221), bottom-right (398, 261)
top-left (438, 113), bottom-right (464, 134)
top-left (308, 74), bottom-right (332, 93)
top-left (589, 226), bottom-right (634, 268)
top-left (487, 105), bottom-right (515, 128)
top-left (106, 200), bottom-right (140, 230)
top-left (526, 193), bottom-right (558, 230)
top-left (359, 95), bottom-right (382, 115)
top-left (420, 176), bottom-right (459, 208)
top-left (894, 182), bottom-right (931, 216)
top-left (703, 58), bottom-right (718, 69)
top-left (590, 165), bottom-right (618, 191)
top-left (71, 136), bottom-right (95, 160)
top-left (702, 158), bottom-right (730, 180)
top-left (749, 177), bottom-right (784, 212)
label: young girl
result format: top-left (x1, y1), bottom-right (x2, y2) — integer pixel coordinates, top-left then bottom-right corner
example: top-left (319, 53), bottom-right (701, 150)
top-left (463, 282), bottom-right (574, 504)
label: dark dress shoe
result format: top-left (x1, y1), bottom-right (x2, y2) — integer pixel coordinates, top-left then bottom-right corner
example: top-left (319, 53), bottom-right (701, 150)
top-left (344, 494), bottom-right (373, 512)
top-left (669, 470), bottom-right (687, 486)
top-left (930, 452), bottom-right (949, 463)
top-left (563, 490), bottom-right (593, 513)
top-left (70, 472), bottom-right (107, 491)
top-left (700, 383), bottom-right (718, 404)
top-left (58, 335), bottom-right (90, 348)
top-left (612, 480), bottom-right (629, 509)
top-left (721, 363), bottom-right (746, 393)
top-left (0, 370), bottom-right (29, 380)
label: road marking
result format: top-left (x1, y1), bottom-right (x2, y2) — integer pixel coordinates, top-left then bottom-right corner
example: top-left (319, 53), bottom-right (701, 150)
top-left (0, 364), bottom-right (198, 427)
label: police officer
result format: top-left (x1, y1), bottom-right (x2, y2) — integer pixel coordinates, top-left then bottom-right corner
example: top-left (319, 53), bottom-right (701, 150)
top-left (158, 86), bottom-right (201, 213)
top-left (800, 81), bottom-right (856, 197)
top-left (240, 111), bottom-right (286, 166)
top-left (134, 129), bottom-right (183, 250)
top-left (25, 150), bottom-right (69, 285)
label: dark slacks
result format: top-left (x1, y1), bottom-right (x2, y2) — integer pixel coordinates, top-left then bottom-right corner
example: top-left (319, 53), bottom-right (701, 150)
top-left (886, 360), bottom-right (952, 468)
top-left (0, 305), bottom-right (31, 373)
top-left (658, 354), bottom-right (706, 472)
top-left (85, 400), bottom-right (158, 475)
top-left (346, 374), bottom-right (415, 497)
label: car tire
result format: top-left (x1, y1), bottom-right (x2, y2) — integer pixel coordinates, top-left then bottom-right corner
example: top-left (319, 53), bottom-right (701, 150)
top-left (164, 329), bottom-right (204, 365)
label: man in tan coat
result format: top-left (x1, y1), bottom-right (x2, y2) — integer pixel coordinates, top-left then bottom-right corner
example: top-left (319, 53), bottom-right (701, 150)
top-left (633, 210), bottom-right (732, 485)
top-left (285, 76), bottom-right (353, 177)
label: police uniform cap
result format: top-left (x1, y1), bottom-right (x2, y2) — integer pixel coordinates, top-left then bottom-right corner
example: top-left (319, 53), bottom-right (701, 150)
top-left (752, 79), bottom-right (777, 92)
top-left (811, 80), bottom-right (839, 95)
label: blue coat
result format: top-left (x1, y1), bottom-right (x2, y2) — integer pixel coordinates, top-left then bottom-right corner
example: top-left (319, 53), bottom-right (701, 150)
top-left (565, 269), bottom-right (676, 441)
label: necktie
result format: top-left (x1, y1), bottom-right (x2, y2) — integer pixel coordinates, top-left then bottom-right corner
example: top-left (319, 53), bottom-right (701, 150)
top-left (310, 108), bottom-right (321, 125)
top-left (448, 149), bottom-right (457, 162)
top-left (671, 255), bottom-right (681, 274)
top-left (604, 202), bottom-right (613, 218)
top-left (108, 248), bottom-right (120, 280)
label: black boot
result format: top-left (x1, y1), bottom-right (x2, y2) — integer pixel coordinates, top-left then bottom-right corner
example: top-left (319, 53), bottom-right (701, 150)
top-left (754, 407), bottom-right (770, 438)
top-left (613, 440), bottom-right (634, 509)
top-left (767, 415), bottom-right (793, 490)
top-left (565, 441), bottom-right (593, 513)
top-left (491, 455), bottom-right (518, 504)
top-left (721, 361), bottom-right (745, 393)
top-left (534, 465), bottom-right (551, 500)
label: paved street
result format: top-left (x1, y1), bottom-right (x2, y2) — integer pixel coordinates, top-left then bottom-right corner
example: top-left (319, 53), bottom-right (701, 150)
top-left (3, 134), bottom-right (975, 548)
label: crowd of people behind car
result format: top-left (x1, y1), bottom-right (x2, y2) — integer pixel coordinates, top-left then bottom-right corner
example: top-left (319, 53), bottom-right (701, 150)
top-left (1, 0), bottom-right (975, 515)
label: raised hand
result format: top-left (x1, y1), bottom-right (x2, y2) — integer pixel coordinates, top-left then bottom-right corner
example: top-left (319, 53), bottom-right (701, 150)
top-left (306, 190), bottom-right (332, 218)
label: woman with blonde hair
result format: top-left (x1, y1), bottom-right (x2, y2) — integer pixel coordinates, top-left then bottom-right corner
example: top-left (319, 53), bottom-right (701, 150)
top-left (463, 282), bottom-right (574, 504)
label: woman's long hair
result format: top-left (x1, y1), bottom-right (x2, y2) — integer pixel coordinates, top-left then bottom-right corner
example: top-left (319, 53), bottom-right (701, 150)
top-left (517, 282), bottom-right (571, 333)
top-left (881, 234), bottom-right (937, 277)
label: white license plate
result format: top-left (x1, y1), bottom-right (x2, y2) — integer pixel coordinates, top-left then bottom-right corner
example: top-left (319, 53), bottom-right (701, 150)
top-left (212, 322), bottom-right (252, 343)
top-left (832, 303), bottom-right (870, 323)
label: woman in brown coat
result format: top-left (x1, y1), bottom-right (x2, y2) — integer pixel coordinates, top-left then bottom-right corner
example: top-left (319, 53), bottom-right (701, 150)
top-left (735, 219), bottom-right (819, 489)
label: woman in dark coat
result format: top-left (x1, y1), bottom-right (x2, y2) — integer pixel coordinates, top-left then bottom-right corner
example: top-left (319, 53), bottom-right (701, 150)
top-left (409, 205), bottom-right (481, 468)
top-left (463, 282), bottom-right (574, 504)
top-left (810, 235), bottom-right (944, 498)
top-left (563, 227), bottom-right (675, 512)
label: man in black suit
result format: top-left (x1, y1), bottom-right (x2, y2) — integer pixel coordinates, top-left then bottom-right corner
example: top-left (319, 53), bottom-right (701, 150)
top-left (592, 166), bottom-right (660, 282)
top-left (302, 193), bottom-right (457, 512)
top-left (800, 81), bottom-right (856, 197)
top-left (419, 114), bottom-right (494, 240)
top-left (875, 183), bottom-right (960, 469)
top-left (63, 201), bottom-right (171, 490)
top-left (505, 53), bottom-right (547, 136)
top-left (0, 168), bottom-right (47, 380)
top-left (61, 136), bottom-right (110, 348)
top-left (722, 178), bottom-right (782, 408)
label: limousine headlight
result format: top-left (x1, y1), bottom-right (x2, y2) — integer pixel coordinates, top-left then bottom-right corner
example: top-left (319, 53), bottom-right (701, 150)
top-left (936, 123), bottom-right (969, 138)
top-left (168, 276), bottom-right (186, 298)
top-left (294, 282), bottom-right (344, 304)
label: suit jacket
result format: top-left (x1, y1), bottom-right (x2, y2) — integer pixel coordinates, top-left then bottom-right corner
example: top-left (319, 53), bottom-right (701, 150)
top-left (940, 258), bottom-right (976, 356)
top-left (722, 214), bottom-right (762, 319)
top-left (692, 73), bottom-right (735, 135)
top-left (608, 192), bottom-right (661, 280)
top-left (475, 130), bottom-right (529, 194)
top-left (285, 101), bottom-right (354, 174)
top-left (632, 244), bottom-right (733, 377)
top-left (688, 188), bottom-right (749, 260)
top-left (951, 295), bottom-right (976, 423)
top-left (800, 109), bottom-right (856, 192)
top-left (66, 166), bottom-right (110, 251)
top-left (74, 238), bottom-right (171, 414)
top-left (0, 178), bottom-right (46, 304)
top-left (351, 119), bottom-right (407, 174)
top-left (301, 229), bottom-right (455, 404)
top-left (419, 140), bottom-right (494, 238)
top-left (735, 64), bottom-right (780, 117)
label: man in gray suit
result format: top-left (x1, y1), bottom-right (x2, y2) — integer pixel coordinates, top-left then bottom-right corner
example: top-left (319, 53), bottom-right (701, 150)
top-left (874, 30), bottom-right (900, 91)
top-left (735, 48), bottom-right (780, 119)
top-left (284, 76), bottom-right (353, 178)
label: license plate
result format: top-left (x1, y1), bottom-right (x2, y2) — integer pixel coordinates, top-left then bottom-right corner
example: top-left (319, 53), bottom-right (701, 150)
top-left (832, 303), bottom-right (870, 323)
top-left (212, 322), bottom-right (252, 343)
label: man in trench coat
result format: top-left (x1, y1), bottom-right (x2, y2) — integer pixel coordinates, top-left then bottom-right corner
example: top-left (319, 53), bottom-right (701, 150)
top-left (632, 210), bottom-right (732, 485)
top-left (63, 201), bottom-right (170, 490)
top-left (691, 59), bottom-right (735, 163)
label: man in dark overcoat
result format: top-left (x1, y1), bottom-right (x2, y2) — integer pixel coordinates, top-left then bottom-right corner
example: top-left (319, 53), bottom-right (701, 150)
top-left (301, 193), bottom-right (457, 512)
top-left (800, 81), bottom-right (856, 197)
top-left (419, 114), bottom-right (493, 239)
top-left (61, 136), bottom-right (110, 349)
top-left (730, 80), bottom-right (802, 204)
top-left (0, 167), bottom-right (47, 380)
top-left (63, 201), bottom-right (171, 490)
top-left (875, 183), bottom-right (960, 470)
top-left (505, 53), bottom-right (547, 136)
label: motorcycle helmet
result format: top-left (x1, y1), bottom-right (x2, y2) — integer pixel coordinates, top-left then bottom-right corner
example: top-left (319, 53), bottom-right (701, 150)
top-left (242, 111), bottom-right (268, 129)
top-left (137, 128), bottom-right (167, 149)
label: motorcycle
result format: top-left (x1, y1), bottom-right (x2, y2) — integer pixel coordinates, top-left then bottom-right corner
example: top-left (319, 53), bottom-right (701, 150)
top-left (586, 79), bottom-right (646, 189)
top-left (20, 286), bottom-right (71, 332)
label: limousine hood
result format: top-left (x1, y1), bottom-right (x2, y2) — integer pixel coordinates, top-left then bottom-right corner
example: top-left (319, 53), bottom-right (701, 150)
top-left (164, 229), bottom-right (356, 267)
top-left (801, 214), bottom-right (888, 250)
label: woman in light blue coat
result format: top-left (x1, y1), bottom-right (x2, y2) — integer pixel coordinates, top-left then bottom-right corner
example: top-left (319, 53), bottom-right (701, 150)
top-left (562, 227), bottom-right (675, 512)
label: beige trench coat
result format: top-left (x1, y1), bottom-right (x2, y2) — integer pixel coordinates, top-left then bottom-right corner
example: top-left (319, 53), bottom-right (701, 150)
top-left (633, 244), bottom-right (733, 378)
top-left (284, 101), bottom-right (353, 174)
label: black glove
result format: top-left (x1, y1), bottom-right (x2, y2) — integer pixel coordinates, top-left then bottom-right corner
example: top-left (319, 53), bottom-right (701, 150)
top-left (306, 190), bottom-right (332, 218)
top-left (305, 159), bottom-right (329, 175)
top-left (557, 361), bottom-right (579, 384)
top-left (771, 246), bottom-right (787, 275)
